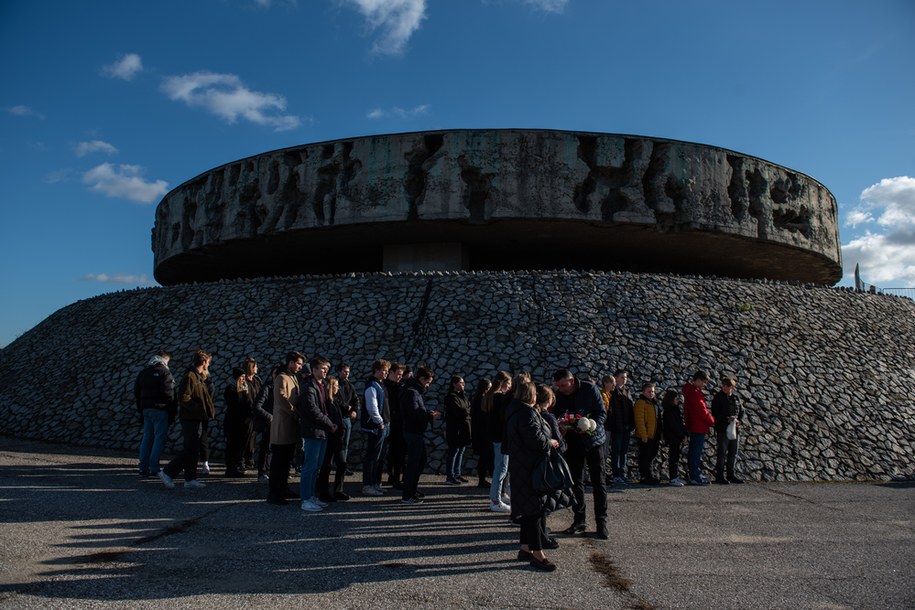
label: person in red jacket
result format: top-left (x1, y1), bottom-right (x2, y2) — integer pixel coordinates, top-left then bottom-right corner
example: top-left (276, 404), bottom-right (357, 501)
top-left (682, 370), bottom-right (715, 485)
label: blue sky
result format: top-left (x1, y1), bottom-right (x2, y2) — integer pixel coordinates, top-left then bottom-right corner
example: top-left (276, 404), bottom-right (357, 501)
top-left (1, 0), bottom-right (913, 348)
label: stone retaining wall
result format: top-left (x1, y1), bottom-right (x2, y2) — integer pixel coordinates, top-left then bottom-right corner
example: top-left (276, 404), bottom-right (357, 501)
top-left (0, 271), bottom-right (912, 481)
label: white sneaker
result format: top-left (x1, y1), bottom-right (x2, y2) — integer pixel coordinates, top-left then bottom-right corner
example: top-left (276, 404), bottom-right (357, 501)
top-left (500, 493), bottom-right (511, 504)
top-left (158, 471), bottom-right (175, 489)
top-left (300, 499), bottom-right (322, 512)
top-left (490, 501), bottom-right (511, 513)
top-left (185, 479), bottom-right (206, 489)
top-left (200, 462), bottom-right (210, 476)
top-left (362, 485), bottom-right (383, 496)
top-left (669, 477), bottom-right (685, 487)
top-left (310, 496), bottom-right (328, 508)
top-left (257, 474), bottom-right (269, 482)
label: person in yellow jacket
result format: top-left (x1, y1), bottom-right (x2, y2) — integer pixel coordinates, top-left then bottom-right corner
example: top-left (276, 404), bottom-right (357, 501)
top-left (633, 382), bottom-right (661, 485)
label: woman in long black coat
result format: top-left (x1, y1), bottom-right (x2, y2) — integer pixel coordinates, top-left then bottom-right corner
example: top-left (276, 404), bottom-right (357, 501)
top-left (504, 379), bottom-right (559, 572)
top-left (444, 376), bottom-right (471, 484)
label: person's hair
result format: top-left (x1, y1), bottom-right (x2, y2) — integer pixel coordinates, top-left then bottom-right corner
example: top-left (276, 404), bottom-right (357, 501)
top-left (535, 384), bottom-right (555, 410)
top-left (371, 359), bottom-right (391, 373)
top-left (231, 367), bottom-right (245, 380)
top-left (450, 375), bottom-right (463, 388)
top-left (614, 368), bottom-right (628, 377)
top-left (551, 368), bottom-right (573, 383)
top-left (514, 379), bottom-right (537, 405)
top-left (482, 371), bottom-right (511, 412)
top-left (661, 390), bottom-right (679, 408)
top-left (601, 375), bottom-right (614, 386)
top-left (327, 376), bottom-right (339, 400)
top-left (243, 356), bottom-right (256, 375)
top-left (157, 349), bottom-right (172, 360)
top-left (310, 356), bottom-right (330, 370)
top-left (390, 362), bottom-right (406, 373)
top-left (511, 372), bottom-right (532, 397)
top-left (192, 350), bottom-right (211, 367)
top-left (721, 376), bottom-right (736, 387)
top-left (641, 381), bottom-right (655, 392)
top-left (403, 366), bottom-right (413, 376)
top-left (337, 362), bottom-right (350, 372)
top-left (692, 370), bottom-right (710, 382)
top-left (285, 351), bottom-right (305, 366)
top-left (415, 365), bottom-right (434, 381)
top-left (470, 378), bottom-right (491, 412)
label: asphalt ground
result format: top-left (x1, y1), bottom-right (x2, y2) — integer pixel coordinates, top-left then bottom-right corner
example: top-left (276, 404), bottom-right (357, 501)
top-left (0, 436), bottom-right (912, 609)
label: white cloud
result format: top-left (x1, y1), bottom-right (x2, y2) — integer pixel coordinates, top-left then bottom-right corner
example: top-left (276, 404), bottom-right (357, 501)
top-left (103, 53), bottom-right (144, 81)
top-left (521, 0), bottom-right (569, 13)
top-left (345, 0), bottom-right (427, 55)
top-left (82, 273), bottom-right (152, 285)
top-left (7, 105), bottom-right (45, 119)
top-left (366, 104), bottom-right (429, 119)
top-left (74, 140), bottom-right (119, 157)
top-left (161, 71), bottom-right (301, 131)
top-left (860, 176), bottom-right (915, 226)
top-left (44, 168), bottom-right (77, 184)
top-left (82, 163), bottom-right (169, 204)
top-left (841, 176), bottom-right (915, 287)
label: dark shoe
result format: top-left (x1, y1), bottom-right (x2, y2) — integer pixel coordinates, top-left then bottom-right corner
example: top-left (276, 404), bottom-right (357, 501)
top-left (713, 477), bottom-right (730, 485)
top-left (400, 496), bottom-right (424, 505)
top-left (727, 475), bottom-right (745, 484)
top-left (517, 549), bottom-right (533, 561)
top-left (529, 556), bottom-right (557, 572)
top-left (414, 491), bottom-right (425, 499)
top-left (266, 495), bottom-right (288, 506)
top-left (318, 494), bottom-right (336, 503)
top-left (333, 491), bottom-right (351, 501)
top-left (477, 479), bottom-right (491, 489)
top-left (562, 521), bottom-right (586, 535)
top-left (444, 477), bottom-right (460, 485)
top-left (596, 522), bottom-right (609, 540)
top-left (225, 469), bottom-right (246, 478)
top-left (542, 537), bottom-right (559, 550)
top-left (687, 478), bottom-right (709, 486)
top-left (458, 476), bottom-right (469, 483)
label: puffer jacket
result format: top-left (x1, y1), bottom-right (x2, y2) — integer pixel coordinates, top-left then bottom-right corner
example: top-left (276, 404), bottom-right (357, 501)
top-left (633, 397), bottom-right (661, 441)
top-left (134, 356), bottom-right (175, 414)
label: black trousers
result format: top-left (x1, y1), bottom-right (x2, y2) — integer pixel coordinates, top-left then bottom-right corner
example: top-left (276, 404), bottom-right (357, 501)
top-left (402, 432), bottom-right (426, 500)
top-left (163, 419), bottom-right (204, 481)
top-left (224, 416), bottom-right (253, 470)
top-left (256, 428), bottom-right (271, 477)
top-left (637, 437), bottom-right (659, 480)
top-left (667, 439), bottom-right (683, 481)
top-left (715, 430), bottom-right (739, 478)
top-left (268, 443), bottom-right (295, 500)
top-left (317, 437), bottom-right (346, 497)
top-left (386, 423), bottom-right (405, 483)
top-left (565, 443), bottom-right (607, 523)
top-left (519, 513), bottom-right (546, 552)
top-left (475, 442), bottom-right (493, 482)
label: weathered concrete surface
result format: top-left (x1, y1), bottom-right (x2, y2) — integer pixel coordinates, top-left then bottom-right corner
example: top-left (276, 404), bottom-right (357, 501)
top-left (1, 437), bottom-right (912, 609)
top-left (152, 130), bottom-right (841, 284)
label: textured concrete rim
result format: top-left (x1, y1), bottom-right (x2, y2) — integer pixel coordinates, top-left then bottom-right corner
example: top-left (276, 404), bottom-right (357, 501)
top-left (152, 128), bottom-right (842, 285)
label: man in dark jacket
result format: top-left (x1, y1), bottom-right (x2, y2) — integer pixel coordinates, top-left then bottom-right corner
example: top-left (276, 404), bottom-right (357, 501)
top-left (607, 369), bottom-right (635, 484)
top-left (385, 363), bottom-right (407, 489)
top-left (298, 356), bottom-right (337, 512)
top-left (135, 349), bottom-right (175, 476)
top-left (551, 368), bottom-right (609, 539)
top-left (711, 376), bottom-right (744, 484)
top-left (399, 366), bottom-right (440, 505)
top-left (160, 350), bottom-right (215, 490)
top-left (336, 363), bottom-right (360, 472)
top-left (444, 376), bottom-right (471, 485)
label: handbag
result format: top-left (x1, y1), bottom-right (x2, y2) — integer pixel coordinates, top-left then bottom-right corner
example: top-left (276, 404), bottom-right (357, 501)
top-left (726, 419), bottom-right (738, 440)
top-left (532, 447), bottom-right (573, 493)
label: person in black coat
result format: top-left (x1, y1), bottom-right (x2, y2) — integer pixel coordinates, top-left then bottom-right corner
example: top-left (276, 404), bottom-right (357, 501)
top-left (444, 376), bottom-right (471, 484)
top-left (505, 380), bottom-right (558, 572)
top-left (316, 376), bottom-right (348, 502)
top-left (711, 376), bottom-right (744, 484)
top-left (399, 367), bottom-right (440, 504)
top-left (661, 389), bottom-right (687, 485)
top-left (470, 378), bottom-right (493, 488)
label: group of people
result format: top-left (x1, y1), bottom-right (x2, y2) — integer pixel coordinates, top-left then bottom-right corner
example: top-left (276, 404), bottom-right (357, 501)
top-left (135, 350), bottom-right (744, 572)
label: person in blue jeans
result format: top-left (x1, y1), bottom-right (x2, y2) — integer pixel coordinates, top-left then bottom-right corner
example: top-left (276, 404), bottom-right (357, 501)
top-left (485, 371), bottom-right (513, 512)
top-left (298, 357), bottom-right (337, 512)
top-left (135, 350), bottom-right (175, 476)
top-left (444, 375), bottom-right (471, 484)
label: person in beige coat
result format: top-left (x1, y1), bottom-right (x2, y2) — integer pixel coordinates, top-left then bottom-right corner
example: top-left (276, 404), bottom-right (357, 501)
top-left (267, 351), bottom-right (305, 505)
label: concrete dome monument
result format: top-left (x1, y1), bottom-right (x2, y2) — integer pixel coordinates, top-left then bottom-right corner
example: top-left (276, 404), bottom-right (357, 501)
top-left (152, 129), bottom-right (841, 285)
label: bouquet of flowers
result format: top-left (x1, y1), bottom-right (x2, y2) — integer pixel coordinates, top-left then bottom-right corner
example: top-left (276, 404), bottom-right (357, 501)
top-left (559, 413), bottom-right (597, 435)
